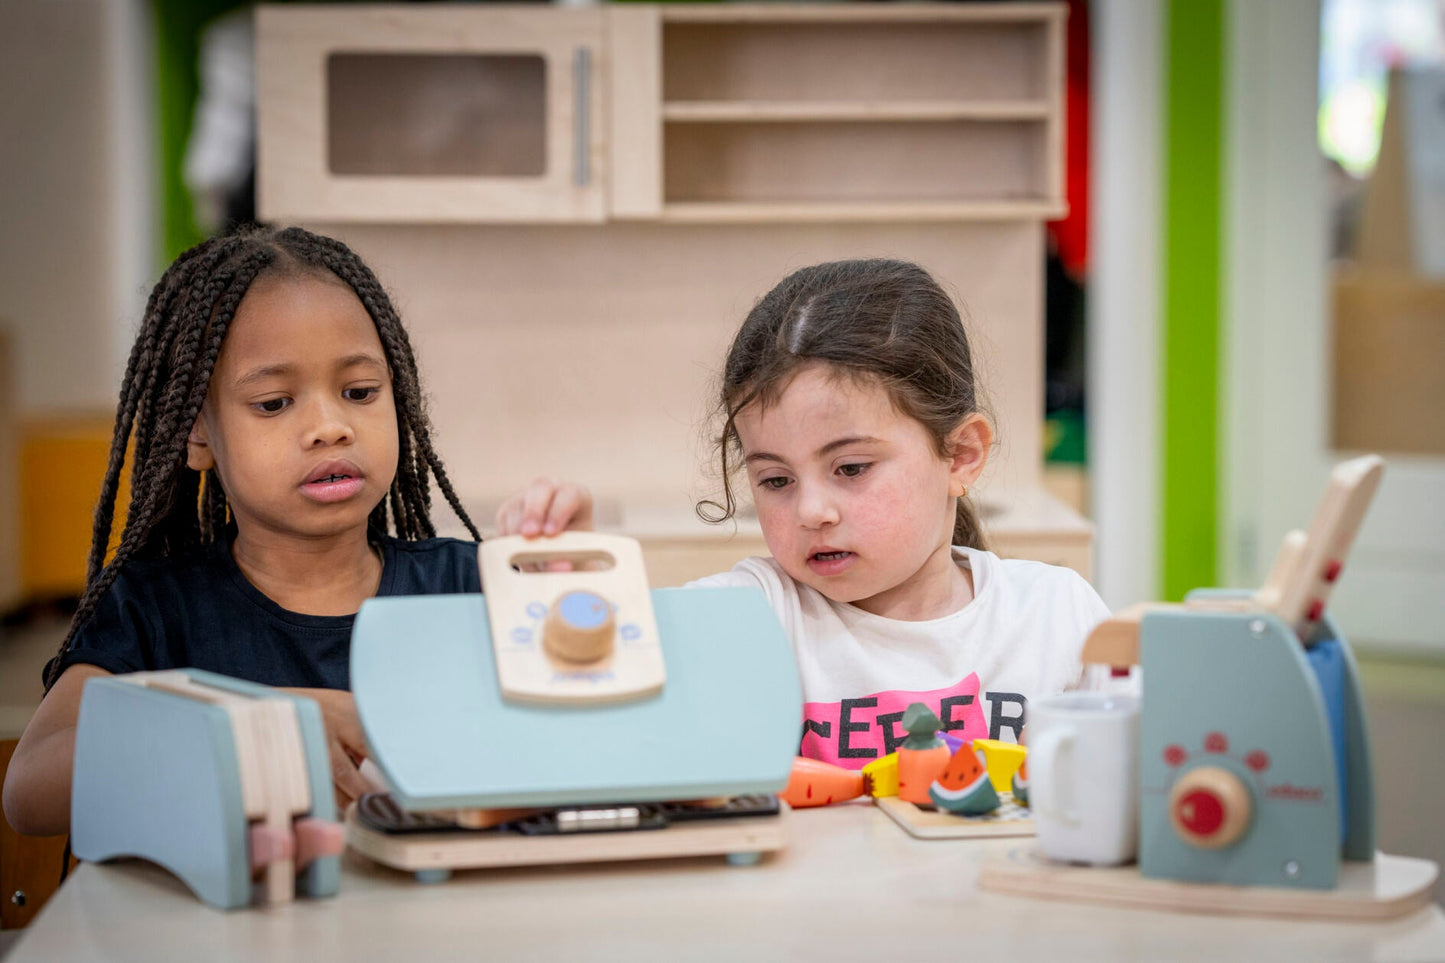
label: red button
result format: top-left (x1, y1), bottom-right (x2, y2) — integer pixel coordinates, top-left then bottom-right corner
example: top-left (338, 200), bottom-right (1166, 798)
top-left (1177, 789), bottom-right (1225, 836)
top-left (1307, 598), bottom-right (1325, 622)
top-left (1324, 559), bottom-right (1343, 582)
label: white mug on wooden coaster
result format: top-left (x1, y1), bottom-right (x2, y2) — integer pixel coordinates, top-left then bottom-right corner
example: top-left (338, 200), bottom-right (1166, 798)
top-left (1029, 692), bottom-right (1140, 866)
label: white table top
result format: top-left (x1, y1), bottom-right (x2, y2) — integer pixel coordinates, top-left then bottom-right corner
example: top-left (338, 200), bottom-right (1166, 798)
top-left (10, 803), bottom-right (1445, 962)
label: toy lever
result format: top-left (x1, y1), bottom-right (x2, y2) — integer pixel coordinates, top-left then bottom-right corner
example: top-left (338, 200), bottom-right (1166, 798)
top-left (1253, 454), bottom-right (1383, 641)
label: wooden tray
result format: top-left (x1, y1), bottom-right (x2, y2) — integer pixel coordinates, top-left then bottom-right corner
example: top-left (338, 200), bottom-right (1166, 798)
top-left (876, 793), bottom-right (1035, 840)
top-left (978, 844), bottom-right (1440, 921)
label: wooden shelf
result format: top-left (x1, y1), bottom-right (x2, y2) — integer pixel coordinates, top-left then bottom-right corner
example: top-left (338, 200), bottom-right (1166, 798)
top-left (658, 200), bottom-right (1066, 224)
top-left (660, 3), bottom-right (1066, 24)
top-left (661, 100), bottom-right (1051, 123)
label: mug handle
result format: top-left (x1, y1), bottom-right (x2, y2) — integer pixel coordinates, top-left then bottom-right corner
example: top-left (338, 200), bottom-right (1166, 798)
top-left (1030, 725), bottom-right (1080, 827)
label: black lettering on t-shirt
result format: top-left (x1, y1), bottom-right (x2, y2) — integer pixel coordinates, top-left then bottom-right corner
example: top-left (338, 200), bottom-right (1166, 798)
top-left (799, 718), bottom-right (832, 753)
top-left (838, 697), bottom-right (879, 759)
top-left (938, 694), bottom-right (975, 734)
top-left (987, 692), bottom-right (1027, 742)
top-left (877, 710), bottom-right (907, 755)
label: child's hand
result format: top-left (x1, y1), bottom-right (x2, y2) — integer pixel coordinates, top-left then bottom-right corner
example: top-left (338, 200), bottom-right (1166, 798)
top-left (283, 687), bottom-right (371, 812)
top-left (495, 477), bottom-right (594, 538)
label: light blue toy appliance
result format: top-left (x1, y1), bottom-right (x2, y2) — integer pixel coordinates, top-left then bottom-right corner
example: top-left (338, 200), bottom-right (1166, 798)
top-left (1081, 456), bottom-right (1385, 891)
top-left (70, 670), bottom-right (341, 910)
top-left (347, 532), bottom-right (802, 877)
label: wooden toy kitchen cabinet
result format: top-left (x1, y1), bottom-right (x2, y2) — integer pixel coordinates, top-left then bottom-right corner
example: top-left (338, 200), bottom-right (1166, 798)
top-left (256, 2), bottom-right (1088, 584)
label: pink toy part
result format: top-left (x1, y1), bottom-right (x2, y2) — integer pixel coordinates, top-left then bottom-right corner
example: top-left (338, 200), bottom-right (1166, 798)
top-left (248, 824), bottom-right (295, 874)
top-left (294, 818), bottom-right (345, 869)
top-left (800, 672), bottom-right (988, 769)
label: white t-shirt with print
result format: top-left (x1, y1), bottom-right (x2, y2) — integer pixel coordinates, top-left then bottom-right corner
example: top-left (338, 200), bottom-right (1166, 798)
top-left (688, 547), bottom-right (1112, 769)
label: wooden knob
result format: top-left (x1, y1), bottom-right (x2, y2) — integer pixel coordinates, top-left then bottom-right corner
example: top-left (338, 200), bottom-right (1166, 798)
top-left (543, 590), bottom-right (615, 664)
top-left (1169, 766), bottom-right (1253, 850)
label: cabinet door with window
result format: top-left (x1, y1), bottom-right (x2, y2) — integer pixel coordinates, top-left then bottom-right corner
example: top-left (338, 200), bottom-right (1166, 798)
top-left (257, 7), bottom-right (606, 223)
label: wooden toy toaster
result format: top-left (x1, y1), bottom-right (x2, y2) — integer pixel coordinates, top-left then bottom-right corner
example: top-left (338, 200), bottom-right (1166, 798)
top-left (71, 670), bottom-right (343, 910)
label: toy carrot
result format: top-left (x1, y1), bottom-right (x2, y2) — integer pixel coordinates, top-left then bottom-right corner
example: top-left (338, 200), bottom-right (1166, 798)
top-left (896, 703), bottom-right (951, 805)
top-left (779, 757), bottom-right (871, 808)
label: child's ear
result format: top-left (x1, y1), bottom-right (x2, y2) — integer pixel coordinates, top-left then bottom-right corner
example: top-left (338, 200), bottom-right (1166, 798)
top-left (946, 414), bottom-right (992, 497)
top-left (186, 417), bottom-right (215, 471)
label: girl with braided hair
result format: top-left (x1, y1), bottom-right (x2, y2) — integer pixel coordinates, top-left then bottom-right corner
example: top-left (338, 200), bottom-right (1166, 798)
top-left (3, 225), bottom-right (588, 836)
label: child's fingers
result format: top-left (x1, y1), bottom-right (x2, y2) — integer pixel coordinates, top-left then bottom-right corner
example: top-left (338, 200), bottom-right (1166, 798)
top-left (494, 497), bottom-right (521, 536)
top-left (542, 483), bottom-right (593, 535)
top-left (519, 478), bottom-right (561, 537)
top-left (329, 735), bottom-right (371, 807)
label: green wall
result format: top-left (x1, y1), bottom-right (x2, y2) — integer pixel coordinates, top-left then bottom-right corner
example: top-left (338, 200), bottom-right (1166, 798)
top-left (1162, 0), bottom-right (1225, 600)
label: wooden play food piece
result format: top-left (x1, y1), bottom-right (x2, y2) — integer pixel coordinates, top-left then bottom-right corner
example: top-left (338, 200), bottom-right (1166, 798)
top-left (1011, 758), bottom-right (1030, 806)
top-left (896, 704), bottom-right (950, 805)
top-left (779, 757), bottom-right (869, 808)
top-left (862, 753), bottom-right (899, 798)
top-left (972, 738), bottom-right (1027, 792)
top-left (543, 589), bottom-right (616, 663)
top-left (929, 745), bottom-right (1000, 815)
top-left (1168, 766), bottom-right (1252, 850)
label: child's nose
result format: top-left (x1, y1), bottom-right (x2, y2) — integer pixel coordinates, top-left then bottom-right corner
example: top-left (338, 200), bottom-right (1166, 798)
top-left (304, 398), bottom-right (353, 447)
top-left (797, 485), bottom-right (840, 528)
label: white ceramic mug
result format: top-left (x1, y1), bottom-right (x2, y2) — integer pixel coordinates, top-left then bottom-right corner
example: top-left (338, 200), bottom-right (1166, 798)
top-left (1029, 691), bottom-right (1140, 865)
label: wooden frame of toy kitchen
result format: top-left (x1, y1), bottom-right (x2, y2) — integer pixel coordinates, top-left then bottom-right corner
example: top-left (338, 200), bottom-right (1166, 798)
top-left (256, 2), bottom-right (1088, 585)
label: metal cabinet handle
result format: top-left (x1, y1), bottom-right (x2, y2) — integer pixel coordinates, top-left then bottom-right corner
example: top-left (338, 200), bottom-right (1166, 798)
top-left (574, 46), bottom-right (591, 187)
top-left (10, 889), bottom-right (26, 907)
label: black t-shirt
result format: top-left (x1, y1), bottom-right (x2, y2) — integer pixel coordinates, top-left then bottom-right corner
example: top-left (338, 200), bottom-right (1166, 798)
top-left (49, 536), bottom-right (481, 690)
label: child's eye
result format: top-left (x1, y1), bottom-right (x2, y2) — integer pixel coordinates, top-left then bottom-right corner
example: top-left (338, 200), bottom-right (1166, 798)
top-left (758, 476), bottom-right (792, 491)
top-left (837, 463), bottom-right (871, 478)
top-left (344, 386), bottom-right (380, 403)
top-left (253, 397), bottom-right (290, 414)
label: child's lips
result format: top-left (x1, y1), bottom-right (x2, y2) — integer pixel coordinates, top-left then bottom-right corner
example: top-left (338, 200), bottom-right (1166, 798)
top-left (301, 460), bottom-right (366, 503)
top-left (806, 549), bottom-right (856, 577)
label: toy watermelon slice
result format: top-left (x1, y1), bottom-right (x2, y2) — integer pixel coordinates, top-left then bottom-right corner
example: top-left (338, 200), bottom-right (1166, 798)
top-left (928, 745), bottom-right (1000, 815)
top-left (1011, 757), bottom-right (1029, 806)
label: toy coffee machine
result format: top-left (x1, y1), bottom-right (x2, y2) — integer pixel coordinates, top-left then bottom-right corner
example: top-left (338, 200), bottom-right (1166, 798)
top-left (345, 532), bottom-right (803, 880)
top-left (1083, 455), bottom-right (1391, 891)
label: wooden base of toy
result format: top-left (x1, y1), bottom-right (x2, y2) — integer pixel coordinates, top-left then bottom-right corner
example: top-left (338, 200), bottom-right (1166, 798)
top-left (344, 802), bottom-right (789, 881)
top-left (978, 845), bottom-right (1440, 921)
top-left (876, 794), bottom-right (1035, 840)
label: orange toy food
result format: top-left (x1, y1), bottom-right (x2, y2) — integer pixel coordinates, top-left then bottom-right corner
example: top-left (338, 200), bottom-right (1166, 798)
top-left (779, 756), bottom-right (871, 808)
top-left (896, 703), bottom-right (951, 805)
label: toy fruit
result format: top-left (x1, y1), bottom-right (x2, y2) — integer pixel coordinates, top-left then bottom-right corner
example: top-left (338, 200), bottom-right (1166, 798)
top-left (1011, 757), bottom-right (1029, 806)
top-left (972, 738), bottom-right (1027, 792)
top-left (779, 757), bottom-right (870, 808)
top-left (897, 703), bottom-right (951, 805)
top-left (862, 753), bottom-right (899, 797)
top-left (929, 744), bottom-right (1001, 815)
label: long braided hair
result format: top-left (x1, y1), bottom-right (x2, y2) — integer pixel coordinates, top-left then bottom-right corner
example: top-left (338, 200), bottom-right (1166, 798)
top-left (44, 225), bottom-right (479, 688)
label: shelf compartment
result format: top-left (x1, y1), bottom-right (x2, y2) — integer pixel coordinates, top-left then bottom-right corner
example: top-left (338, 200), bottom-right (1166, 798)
top-left (661, 100), bottom-right (1051, 123)
top-left (663, 120), bottom-right (1049, 206)
top-left (662, 20), bottom-right (1051, 104)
